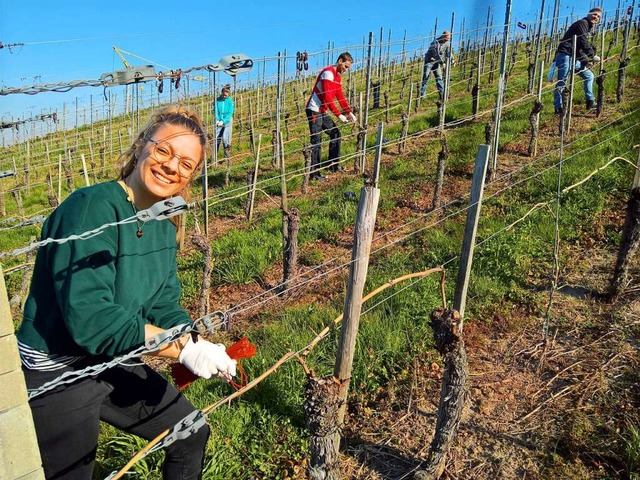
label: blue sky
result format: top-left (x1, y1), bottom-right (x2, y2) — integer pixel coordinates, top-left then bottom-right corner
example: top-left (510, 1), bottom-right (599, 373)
top-left (0, 0), bottom-right (619, 121)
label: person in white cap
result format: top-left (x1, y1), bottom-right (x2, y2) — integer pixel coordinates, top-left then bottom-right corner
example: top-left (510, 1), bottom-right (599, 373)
top-left (420, 30), bottom-right (452, 99)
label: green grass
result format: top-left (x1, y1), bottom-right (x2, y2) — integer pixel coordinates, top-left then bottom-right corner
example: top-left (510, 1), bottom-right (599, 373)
top-left (2, 30), bottom-right (640, 479)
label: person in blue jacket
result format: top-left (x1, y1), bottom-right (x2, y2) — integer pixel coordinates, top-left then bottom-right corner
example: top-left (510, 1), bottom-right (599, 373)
top-left (214, 85), bottom-right (235, 158)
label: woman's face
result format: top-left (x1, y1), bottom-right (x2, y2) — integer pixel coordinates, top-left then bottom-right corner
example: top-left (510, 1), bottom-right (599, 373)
top-left (131, 124), bottom-right (202, 202)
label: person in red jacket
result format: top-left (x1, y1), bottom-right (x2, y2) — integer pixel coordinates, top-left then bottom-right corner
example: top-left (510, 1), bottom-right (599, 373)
top-left (305, 52), bottom-right (357, 180)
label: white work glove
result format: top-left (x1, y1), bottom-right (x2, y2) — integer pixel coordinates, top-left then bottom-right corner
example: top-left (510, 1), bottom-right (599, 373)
top-left (592, 55), bottom-right (601, 63)
top-left (217, 120), bottom-right (224, 127)
top-left (347, 112), bottom-right (357, 123)
top-left (338, 114), bottom-right (348, 123)
top-left (179, 337), bottom-right (237, 380)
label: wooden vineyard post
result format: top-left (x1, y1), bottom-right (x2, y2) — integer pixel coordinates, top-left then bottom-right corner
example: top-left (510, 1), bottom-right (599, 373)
top-left (439, 12), bottom-right (455, 131)
top-left (431, 133), bottom-right (450, 210)
top-left (280, 207), bottom-right (300, 293)
top-left (453, 145), bottom-right (490, 321)
top-left (80, 154), bottom-right (90, 187)
top-left (617, 0), bottom-right (635, 103)
top-left (57, 154), bottom-right (62, 204)
top-left (246, 134), bottom-right (262, 222)
top-left (566, 35), bottom-right (578, 134)
top-left (0, 265), bottom-right (46, 480)
top-left (302, 143), bottom-right (311, 195)
top-left (488, 0), bottom-right (512, 181)
top-left (596, 24), bottom-right (606, 117)
top-left (335, 125), bottom-right (383, 411)
top-left (414, 309), bottom-right (469, 480)
top-left (24, 142), bottom-right (30, 196)
top-left (472, 47), bottom-right (481, 118)
top-left (609, 148), bottom-right (640, 300)
top-left (415, 149), bottom-right (485, 480)
top-left (304, 124), bottom-right (383, 480)
top-left (532, 0), bottom-right (547, 94)
top-left (64, 149), bottom-right (74, 194)
top-left (361, 32), bottom-right (374, 173)
top-left (528, 61), bottom-right (545, 157)
top-left (191, 222), bottom-right (212, 317)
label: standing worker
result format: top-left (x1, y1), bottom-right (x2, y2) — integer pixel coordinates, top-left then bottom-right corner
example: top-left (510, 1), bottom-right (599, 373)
top-left (305, 52), bottom-right (357, 181)
top-left (214, 84), bottom-right (235, 158)
top-left (551, 7), bottom-right (602, 114)
top-left (420, 30), bottom-right (452, 99)
top-left (18, 105), bottom-right (237, 479)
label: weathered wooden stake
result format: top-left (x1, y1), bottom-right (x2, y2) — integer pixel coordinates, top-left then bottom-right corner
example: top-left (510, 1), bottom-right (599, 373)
top-left (617, 0), bottom-right (635, 102)
top-left (80, 154), bottom-right (91, 187)
top-left (12, 190), bottom-right (24, 218)
top-left (302, 143), bottom-right (312, 195)
top-left (191, 222), bottom-right (213, 317)
top-left (247, 134), bottom-right (262, 221)
top-left (453, 145), bottom-right (490, 320)
top-left (361, 32), bottom-right (374, 173)
top-left (399, 112), bottom-right (409, 154)
top-left (306, 124), bottom-right (383, 480)
top-left (280, 207), bottom-right (300, 293)
top-left (489, 0), bottom-right (512, 181)
top-left (566, 36), bottom-right (578, 134)
top-left (596, 28), bottom-right (606, 117)
top-left (334, 123), bottom-right (383, 416)
top-left (528, 62), bottom-right (545, 157)
top-left (414, 308), bottom-right (469, 480)
top-left (609, 148), bottom-right (640, 300)
top-left (532, 0), bottom-right (547, 93)
top-left (431, 133), bottom-right (449, 210)
top-left (57, 154), bottom-right (62, 203)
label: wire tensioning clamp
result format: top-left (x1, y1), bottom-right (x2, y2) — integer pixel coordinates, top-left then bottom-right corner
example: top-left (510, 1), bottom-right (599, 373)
top-left (136, 196), bottom-right (189, 223)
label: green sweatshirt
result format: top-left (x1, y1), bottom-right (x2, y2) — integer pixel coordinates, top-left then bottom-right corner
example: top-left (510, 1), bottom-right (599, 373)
top-left (17, 181), bottom-right (191, 357)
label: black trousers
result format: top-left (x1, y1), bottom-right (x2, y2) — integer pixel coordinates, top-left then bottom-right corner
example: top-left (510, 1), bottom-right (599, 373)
top-left (24, 360), bottom-right (210, 480)
top-left (306, 109), bottom-right (341, 172)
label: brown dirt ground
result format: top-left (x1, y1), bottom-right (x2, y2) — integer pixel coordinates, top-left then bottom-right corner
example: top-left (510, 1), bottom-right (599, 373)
top-left (173, 95), bottom-right (639, 479)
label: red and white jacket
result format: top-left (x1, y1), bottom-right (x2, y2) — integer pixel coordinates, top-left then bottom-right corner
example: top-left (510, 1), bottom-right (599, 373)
top-left (305, 65), bottom-right (352, 116)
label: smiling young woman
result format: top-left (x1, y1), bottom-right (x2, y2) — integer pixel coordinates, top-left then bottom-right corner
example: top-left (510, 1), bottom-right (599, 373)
top-left (17, 105), bottom-right (237, 480)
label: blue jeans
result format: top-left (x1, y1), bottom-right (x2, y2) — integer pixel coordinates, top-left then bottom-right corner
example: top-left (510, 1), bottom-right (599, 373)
top-left (553, 53), bottom-right (595, 110)
top-left (216, 122), bottom-right (232, 149)
top-left (420, 58), bottom-right (444, 97)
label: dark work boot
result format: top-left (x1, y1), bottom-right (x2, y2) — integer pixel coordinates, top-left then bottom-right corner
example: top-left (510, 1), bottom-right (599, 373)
top-left (224, 146), bottom-right (231, 158)
top-left (586, 99), bottom-right (596, 111)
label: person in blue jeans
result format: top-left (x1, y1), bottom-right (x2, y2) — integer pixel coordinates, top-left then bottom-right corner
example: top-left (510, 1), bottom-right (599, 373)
top-left (420, 30), bottom-right (452, 99)
top-left (552, 7), bottom-right (602, 114)
top-left (214, 85), bottom-right (234, 157)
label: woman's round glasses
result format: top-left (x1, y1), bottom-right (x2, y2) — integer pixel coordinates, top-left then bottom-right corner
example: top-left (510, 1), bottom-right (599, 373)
top-left (148, 139), bottom-right (198, 178)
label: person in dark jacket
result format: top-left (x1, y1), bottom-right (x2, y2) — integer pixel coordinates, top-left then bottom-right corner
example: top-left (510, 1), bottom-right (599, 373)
top-left (552, 7), bottom-right (602, 113)
top-left (420, 30), bottom-right (452, 98)
top-left (18, 105), bottom-right (237, 480)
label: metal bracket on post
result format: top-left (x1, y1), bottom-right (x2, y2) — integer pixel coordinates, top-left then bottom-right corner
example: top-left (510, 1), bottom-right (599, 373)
top-left (207, 53), bottom-right (254, 76)
top-left (136, 196), bottom-right (189, 222)
top-left (99, 66), bottom-right (157, 86)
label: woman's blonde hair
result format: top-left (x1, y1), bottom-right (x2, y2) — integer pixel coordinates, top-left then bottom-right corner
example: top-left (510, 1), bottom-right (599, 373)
top-left (118, 104), bottom-right (207, 237)
top-left (118, 104), bottom-right (207, 201)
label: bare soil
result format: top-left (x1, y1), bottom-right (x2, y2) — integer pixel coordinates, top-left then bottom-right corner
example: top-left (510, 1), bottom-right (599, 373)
top-left (174, 95), bottom-right (639, 479)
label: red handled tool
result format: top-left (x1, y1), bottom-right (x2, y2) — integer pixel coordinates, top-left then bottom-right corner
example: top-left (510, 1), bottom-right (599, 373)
top-left (170, 337), bottom-right (257, 391)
